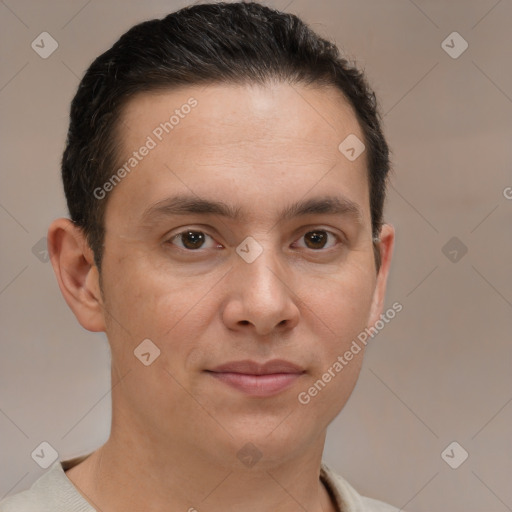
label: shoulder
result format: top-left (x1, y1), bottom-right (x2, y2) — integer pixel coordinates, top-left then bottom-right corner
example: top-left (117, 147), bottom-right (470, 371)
top-left (0, 490), bottom-right (40, 512)
top-left (0, 479), bottom-right (56, 512)
top-left (0, 460), bottom-right (94, 512)
top-left (320, 461), bottom-right (405, 512)
top-left (360, 496), bottom-right (404, 512)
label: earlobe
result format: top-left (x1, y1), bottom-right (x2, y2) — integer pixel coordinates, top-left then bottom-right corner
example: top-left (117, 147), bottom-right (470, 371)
top-left (47, 218), bottom-right (106, 332)
top-left (368, 223), bottom-right (395, 327)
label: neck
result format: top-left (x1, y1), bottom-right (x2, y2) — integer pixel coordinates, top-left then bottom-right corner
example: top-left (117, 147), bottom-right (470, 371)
top-left (66, 420), bottom-right (337, 512)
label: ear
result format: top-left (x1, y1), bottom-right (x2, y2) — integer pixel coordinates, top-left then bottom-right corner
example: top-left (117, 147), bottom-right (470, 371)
top-left (47, 218), bottom-right (106, 332)
top-left (367, 223), bottom-right (395, 327)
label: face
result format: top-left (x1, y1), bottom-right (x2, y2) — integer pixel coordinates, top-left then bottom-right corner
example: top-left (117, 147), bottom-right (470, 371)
top-left (92, 82), bottom-right (393, 467)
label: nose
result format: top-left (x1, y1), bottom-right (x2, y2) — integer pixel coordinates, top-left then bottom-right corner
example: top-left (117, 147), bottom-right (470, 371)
top-left (221, 242), bottom-right (300, 337)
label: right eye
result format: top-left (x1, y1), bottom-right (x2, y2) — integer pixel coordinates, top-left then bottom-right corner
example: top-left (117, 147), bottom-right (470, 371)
top-left (167, 230), bottom-right (222, 251)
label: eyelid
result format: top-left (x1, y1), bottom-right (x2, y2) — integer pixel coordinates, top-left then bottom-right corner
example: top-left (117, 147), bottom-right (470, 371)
top-left (166, 225), bottom-right (345, 251)
top-left (167, 227), bottom-right (221, 250)
top-left (291, 227), bottom-right (344, 250)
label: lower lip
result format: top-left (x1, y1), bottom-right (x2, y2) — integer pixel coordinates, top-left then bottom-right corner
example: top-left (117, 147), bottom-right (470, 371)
top-left (207, 371), bottom-right (303, 397)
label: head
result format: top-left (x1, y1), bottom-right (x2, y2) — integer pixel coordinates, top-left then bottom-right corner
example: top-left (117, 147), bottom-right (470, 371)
top-left (60, 1), bottom-right (390, 274)
top-left (49, 2), bottom-right (395, 469)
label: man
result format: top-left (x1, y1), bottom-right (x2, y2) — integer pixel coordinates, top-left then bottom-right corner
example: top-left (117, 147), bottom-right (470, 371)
top-left (1, 2), bottom-right (400, 511)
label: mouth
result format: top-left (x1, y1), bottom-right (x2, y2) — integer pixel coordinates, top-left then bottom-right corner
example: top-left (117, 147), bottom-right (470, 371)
top-left (205, 359), bottom-right (306, 397)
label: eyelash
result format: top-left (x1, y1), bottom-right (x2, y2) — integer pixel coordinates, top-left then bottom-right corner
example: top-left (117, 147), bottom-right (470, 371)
top-left (166, 228), bottom-right (343, 253)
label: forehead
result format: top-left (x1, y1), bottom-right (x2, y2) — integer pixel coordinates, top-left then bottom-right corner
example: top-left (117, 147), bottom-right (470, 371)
top-left (119, 81), bottom-right (363, 152)
top-left (106, 82), bottom-right (370, 227)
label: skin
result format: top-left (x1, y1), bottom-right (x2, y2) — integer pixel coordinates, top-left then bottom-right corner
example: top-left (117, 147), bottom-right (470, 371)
top-left (48, 82), bottom-right (395, 512)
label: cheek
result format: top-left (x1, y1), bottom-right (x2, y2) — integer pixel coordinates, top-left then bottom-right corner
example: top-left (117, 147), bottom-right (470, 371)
top-left (306, 260), bottom-right (376, 345)
top-left (295, 270), bottom-right (373, 423)
top-left (101, 238), bottom-right (376, 370)
top-left (100, 251), bottom-right (221, 361)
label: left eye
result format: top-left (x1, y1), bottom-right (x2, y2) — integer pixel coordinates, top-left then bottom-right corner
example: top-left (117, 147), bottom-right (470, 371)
top-left (167, 229), bottom-right (339, 252)
top-left (293, 230), bottom-right (339, 250)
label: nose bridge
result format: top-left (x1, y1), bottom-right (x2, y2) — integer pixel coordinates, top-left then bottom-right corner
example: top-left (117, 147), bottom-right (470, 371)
top-left (237, 232), bottom-right (290, 291)
top-left (228, 234), bottom-right (299, 334)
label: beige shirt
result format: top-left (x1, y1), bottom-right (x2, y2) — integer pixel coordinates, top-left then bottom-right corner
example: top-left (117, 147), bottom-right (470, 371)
top-left (0, 457), bottom-right (403, 512)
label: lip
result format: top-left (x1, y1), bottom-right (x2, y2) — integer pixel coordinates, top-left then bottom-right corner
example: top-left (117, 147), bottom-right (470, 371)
top-left (206, 359), bottom-right (306, 397)
top-left (209, 359), bottom-right (305, 375)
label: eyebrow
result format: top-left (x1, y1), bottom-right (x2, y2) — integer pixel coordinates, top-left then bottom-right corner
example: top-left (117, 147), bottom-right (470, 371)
top-left (141, 194), bottom-right (364, 226)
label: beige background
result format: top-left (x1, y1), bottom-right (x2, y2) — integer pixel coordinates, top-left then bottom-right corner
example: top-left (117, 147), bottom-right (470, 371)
top-left (1, 1), bottom-right (511, 510)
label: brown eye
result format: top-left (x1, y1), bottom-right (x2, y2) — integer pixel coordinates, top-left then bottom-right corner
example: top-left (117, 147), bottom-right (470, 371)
top-left (171, 230), bottom-right (210, 250)
top-left (304, 231), bottom-right (328, 249)
top-left (295, 230), bottom-right (339, 251)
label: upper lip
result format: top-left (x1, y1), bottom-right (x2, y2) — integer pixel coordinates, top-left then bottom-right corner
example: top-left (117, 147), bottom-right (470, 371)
top-left (208, 359), bottom-right (305, 375)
